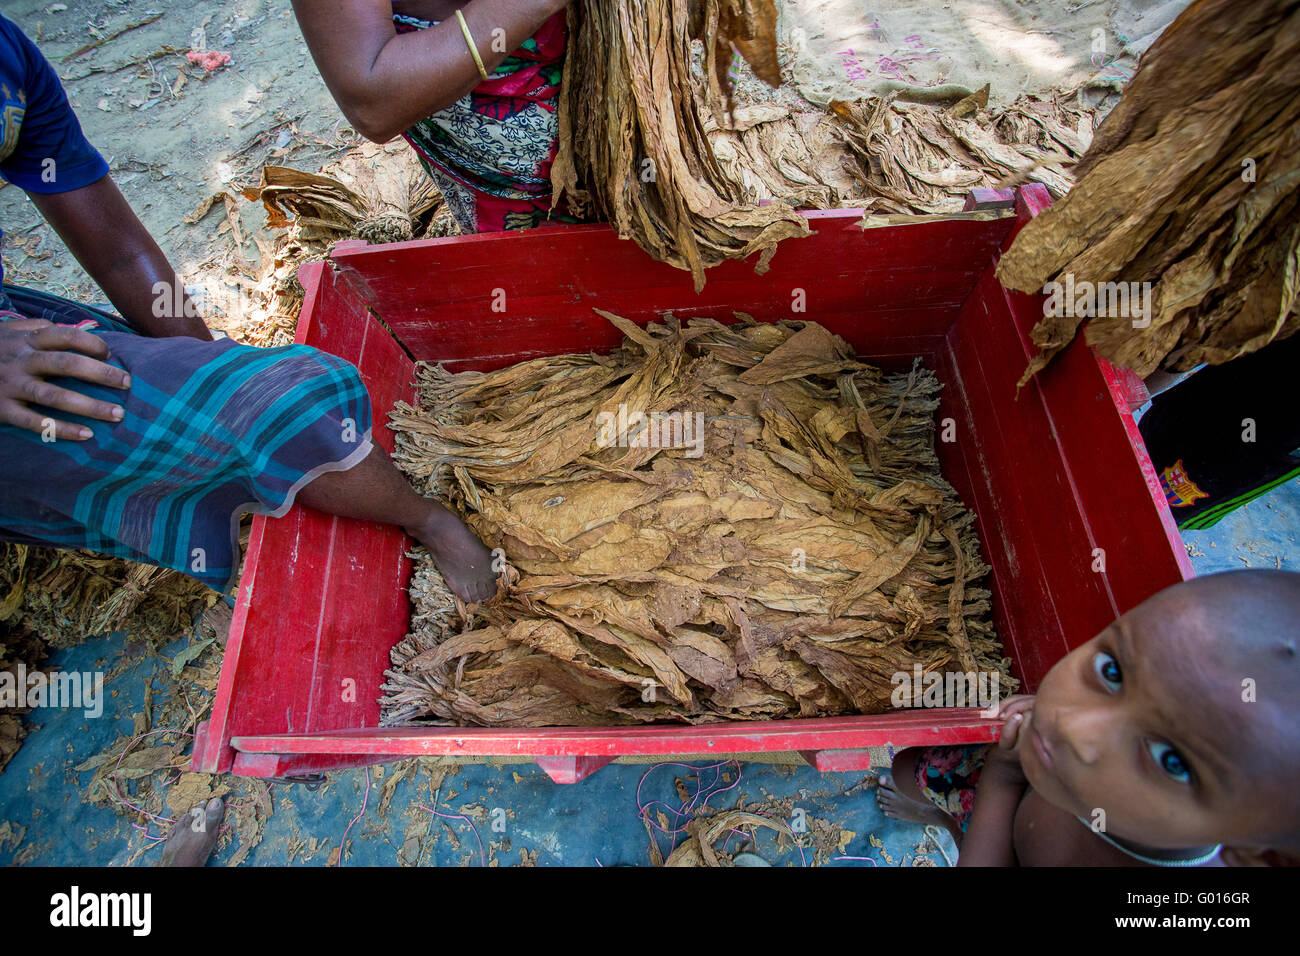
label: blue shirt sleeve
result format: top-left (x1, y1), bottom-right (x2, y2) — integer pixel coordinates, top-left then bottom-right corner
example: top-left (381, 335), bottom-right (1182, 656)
top-left (0, 14), bottom-right (109, 194)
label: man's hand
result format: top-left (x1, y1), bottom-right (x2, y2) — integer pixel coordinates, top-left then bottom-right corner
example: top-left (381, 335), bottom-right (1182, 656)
top-left (0, 319), bottom-right (130, 441)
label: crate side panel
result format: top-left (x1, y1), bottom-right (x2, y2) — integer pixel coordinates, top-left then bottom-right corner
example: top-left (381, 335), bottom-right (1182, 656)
top-left (1003, 290), bottom-right (1194, 605)
top-left (211, 265), bottom-right (414, 751)
top-left (932, 340), bottom-right (1029, 686)
top-left (230, 708), bottom-right (1002, 758)
top-left (303, 312), bottom-right (417, 733)
top-left (946, 266), bottom-right (1111, 688)
top-left (210, 263), bottom-right (371, 745)
top-left (332, 215), bottom-right (1014, 366)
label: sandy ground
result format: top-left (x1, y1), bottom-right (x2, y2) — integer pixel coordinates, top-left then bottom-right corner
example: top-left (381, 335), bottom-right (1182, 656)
top-left (0, 0), bottom-right (1191, 335)
top-left (0, 0), bottom-right (356, 331)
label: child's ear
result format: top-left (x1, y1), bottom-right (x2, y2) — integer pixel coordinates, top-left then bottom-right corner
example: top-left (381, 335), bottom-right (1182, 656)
top-left (1220, 845), bottom-right (1300, 867)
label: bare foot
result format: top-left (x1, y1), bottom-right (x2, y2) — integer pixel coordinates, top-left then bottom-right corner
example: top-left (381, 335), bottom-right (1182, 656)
top-left (876, 773), bottom-right (956, 828)
top-left (157, 797), bottom-right (224, 867)
top-left (406, 505), bottom-right (498, 604)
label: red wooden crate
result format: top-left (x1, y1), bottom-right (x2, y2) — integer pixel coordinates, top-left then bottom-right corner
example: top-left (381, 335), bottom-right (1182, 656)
top-left (192, 185), bottom-right (1191, 783)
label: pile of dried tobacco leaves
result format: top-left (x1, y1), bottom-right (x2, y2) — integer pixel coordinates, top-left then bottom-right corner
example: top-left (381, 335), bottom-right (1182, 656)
top-left (381, 313), bottom-right (1011, 727)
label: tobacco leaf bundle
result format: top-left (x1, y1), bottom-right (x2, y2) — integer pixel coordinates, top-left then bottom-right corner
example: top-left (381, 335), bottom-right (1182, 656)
top-left (230, 141), bottom-right (457, 347)
top-left (996, 0), bottom-right (1300, 382)
top-left (0, 543), bottom-right (213, 650)
top-left (550, 0), bottom-right (811, 291)
top-left (382, 314), bottom-right (1010, 727)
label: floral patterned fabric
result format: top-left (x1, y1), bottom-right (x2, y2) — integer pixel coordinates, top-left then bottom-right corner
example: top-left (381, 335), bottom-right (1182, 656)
top-left (394, 10), bottom-right (577, 232)
top-left (913, 744), bottom-right (989, 832)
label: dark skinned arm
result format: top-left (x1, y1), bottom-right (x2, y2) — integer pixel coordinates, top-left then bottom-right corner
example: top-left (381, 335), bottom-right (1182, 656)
top-left (957, 696), bottom-right (1034, 867)
top-left (31, 175), bottom-right (211, 341)
top-left (291, 0), bottom-right (567, 143)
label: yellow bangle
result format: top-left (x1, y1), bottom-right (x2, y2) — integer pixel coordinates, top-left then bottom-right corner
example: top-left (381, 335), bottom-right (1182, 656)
top-left (455, 9), bottom-right (490, 81)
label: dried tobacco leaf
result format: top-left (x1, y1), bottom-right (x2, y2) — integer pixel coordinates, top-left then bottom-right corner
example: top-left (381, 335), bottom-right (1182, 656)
top-left (382, 313), bottom-right (1010, 727)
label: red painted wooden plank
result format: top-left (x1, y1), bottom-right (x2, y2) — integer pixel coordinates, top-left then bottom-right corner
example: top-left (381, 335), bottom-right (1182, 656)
top-left (1000, 287), bottom-right (1193, 615)
top-left (798, 748), bottom-right (876, 773)
top-left (932, 339), bottom-right (1034, 689)
top-left (195, 264), bottom-right (414, 771)
top-left (331, 212), bottom-right (1013, 370)
top-left (937, 187), bottom-right (1188, 689)
top-left (299, 271), bottom-right (417, 735)
top-left (945, 294), bottom-right (1080, 687)
top-left (534, 755), bottom-right (616, 783)
top-left (332, 213), bottom-right (1010, 309)
top-left (229, 708), bottom-right (1003, 758)
top-left (993, 187), bottom-right (1190, 615)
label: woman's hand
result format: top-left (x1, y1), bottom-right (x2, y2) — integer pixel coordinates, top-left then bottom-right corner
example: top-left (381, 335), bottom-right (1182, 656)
top-left (0, 319), bottom-right (130, 440)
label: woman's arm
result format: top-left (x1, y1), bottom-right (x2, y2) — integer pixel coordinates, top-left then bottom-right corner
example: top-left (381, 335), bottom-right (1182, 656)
top-left (31, 175), bottom-right (212, 341)
top-left (291, 0), bottom-right (567, 142)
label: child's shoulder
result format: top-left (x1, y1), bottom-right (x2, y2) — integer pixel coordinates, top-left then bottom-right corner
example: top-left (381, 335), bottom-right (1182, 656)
top-left (1013, 789), bottom-right (1150, 867)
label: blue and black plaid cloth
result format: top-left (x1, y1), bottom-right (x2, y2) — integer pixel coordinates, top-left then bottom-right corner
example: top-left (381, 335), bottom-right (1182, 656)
top-left (0, 286), bottom-right (373, 591)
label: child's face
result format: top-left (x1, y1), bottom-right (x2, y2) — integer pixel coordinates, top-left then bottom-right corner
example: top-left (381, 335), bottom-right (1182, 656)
top-left (1019, 589), bottom-right (1289, 851)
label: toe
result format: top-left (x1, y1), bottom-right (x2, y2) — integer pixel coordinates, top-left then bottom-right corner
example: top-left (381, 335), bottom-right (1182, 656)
top-left (204, 797), bottom-right (225, 830)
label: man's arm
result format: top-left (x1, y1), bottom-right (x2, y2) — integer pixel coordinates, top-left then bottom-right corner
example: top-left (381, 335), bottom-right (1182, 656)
top-left (31, 175), bottom-right (212, 341)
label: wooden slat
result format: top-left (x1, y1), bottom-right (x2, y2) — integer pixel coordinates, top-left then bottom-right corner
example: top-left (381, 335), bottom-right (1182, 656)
top-left (332, 212), bottom-right (1014, 369)
top-left (231, 708), bottom-right (1003, 757)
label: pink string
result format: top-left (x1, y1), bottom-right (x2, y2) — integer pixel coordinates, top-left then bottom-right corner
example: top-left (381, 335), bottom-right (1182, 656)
top-left (636, 759), bottom-right (743, 854)
top-left (722, 827), bottom-right (751, 854)
top-left (104, 728), bottom-right (195, 839)
top-left (635, 760), bottom-right (805, 866)
top-left (335, 766), bottom-right (371, 866)
top-left (833, 855), bottom-right (879, 866)
top-left (417, 803), bottom-right (486, 868)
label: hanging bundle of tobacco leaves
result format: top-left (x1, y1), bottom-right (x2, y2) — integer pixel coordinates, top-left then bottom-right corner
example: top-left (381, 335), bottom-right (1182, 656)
top-left (550, 0), bottom-right (811, 291)
top-left (997, 0), bottom-right (1300, 383)
top-left (381, 313), bottom-right (1010, 727)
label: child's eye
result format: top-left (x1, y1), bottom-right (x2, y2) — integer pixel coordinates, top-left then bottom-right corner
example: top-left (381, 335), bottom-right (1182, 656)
top-left (1092, 651), bottom-right (1123, 691)
top-left (1147, 741), bottom-right (1192, 784)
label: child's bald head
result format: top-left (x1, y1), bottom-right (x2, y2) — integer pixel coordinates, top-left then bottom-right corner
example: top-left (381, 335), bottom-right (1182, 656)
top-left (1022, 570), bottom-right (1300, 861)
